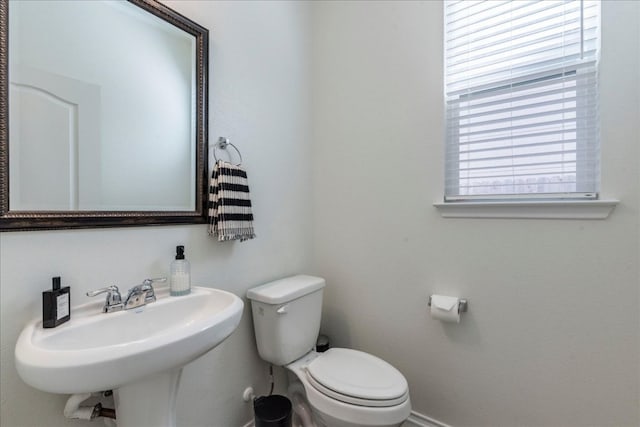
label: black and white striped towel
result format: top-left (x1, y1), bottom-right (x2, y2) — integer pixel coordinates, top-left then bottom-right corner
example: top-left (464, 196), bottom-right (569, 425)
top-left (208, 160), bottom-right (256, 242)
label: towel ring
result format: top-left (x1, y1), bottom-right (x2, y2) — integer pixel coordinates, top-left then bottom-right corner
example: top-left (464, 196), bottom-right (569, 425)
top-left (213, 137), bottom-right (243, 166)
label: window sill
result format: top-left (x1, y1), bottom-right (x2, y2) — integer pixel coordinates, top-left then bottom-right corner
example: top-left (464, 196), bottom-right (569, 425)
top-left (433, 199), bottom-right (619, 219)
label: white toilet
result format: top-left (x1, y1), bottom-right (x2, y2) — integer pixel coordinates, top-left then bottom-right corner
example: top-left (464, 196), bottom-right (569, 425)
top-left (247, 275), bottom-right (411, 427)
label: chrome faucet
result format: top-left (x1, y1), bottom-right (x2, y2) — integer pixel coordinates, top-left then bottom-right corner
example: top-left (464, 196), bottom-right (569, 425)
top-left (124, 278), bottom-right (166, 310)
top-left (87, 278), bottom-right (167, 313)
top-left (86, 285), bottom-right (123, 313)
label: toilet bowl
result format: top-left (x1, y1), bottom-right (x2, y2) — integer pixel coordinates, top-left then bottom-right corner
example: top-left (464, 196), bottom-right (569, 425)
top-left (286, 349), bottom-right (411, 427)
top-left (247, 275), bottom-right (411, 427)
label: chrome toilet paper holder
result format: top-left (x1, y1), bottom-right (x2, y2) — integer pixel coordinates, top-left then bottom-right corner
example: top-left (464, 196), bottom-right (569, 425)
top-left (428, 296), bottom-right (468, 314)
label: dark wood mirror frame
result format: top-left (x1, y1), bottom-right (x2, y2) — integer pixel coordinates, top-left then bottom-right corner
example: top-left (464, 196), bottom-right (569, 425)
top-left (0, 0), bottom-right (209, 231)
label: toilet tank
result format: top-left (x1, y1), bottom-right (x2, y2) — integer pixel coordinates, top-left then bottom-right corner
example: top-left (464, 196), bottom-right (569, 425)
top-left (247, 275), bottom-right (325, 366)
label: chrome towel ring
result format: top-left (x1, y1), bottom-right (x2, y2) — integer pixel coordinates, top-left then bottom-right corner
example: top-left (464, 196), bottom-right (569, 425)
top-left (213, 137), bottom-right (243, 166)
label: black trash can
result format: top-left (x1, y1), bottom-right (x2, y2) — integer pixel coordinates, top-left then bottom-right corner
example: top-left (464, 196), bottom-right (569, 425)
top-left (316, 334), bottom-right (330, 353)
top-left (254, 395), bottom-right (292, 427)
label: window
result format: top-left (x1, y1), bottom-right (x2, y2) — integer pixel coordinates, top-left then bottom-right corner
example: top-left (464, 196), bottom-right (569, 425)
top-left (444, 0), bottom-right (600, 201)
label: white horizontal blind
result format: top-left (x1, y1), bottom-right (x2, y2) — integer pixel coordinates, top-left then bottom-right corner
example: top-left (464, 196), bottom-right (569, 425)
top-left (444, 0), bottom-right (600, 201)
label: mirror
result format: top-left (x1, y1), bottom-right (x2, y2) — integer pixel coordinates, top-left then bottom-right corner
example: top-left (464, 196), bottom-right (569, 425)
top-left (0, 0), bottom-right (209, 231)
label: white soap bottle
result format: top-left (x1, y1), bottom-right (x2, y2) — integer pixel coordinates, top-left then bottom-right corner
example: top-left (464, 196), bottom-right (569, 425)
top-left (170, 245), bottom-right (191, 296)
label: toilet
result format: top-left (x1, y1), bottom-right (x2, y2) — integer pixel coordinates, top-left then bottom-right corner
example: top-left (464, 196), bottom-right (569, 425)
top-left (247, 275), bottom-right (411, 427)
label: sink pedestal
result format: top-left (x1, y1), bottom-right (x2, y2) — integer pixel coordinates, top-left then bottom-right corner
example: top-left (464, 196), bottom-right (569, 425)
top-left (113, 368), bottom-right (183, 427)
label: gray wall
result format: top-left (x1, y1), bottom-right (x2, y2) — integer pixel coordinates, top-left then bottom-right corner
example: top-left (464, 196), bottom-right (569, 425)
top-left (311, 1), bottom-right (640, 426)
top-left (0, 1), bottom-right (312, 426)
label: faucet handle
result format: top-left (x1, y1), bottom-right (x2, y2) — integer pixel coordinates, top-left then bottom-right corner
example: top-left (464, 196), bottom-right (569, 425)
top-left (136, 278), bottom-right (167, 295)
top-left (86, 285), bottom-right (120, 298)
top-left (86, 285), bottom-right (123, 313)
top-left (141, 277), bottom-right (167, 288)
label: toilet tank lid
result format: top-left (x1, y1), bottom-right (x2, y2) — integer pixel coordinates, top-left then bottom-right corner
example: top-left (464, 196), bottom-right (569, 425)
top-left (247, 275), bottom-right (325, 304)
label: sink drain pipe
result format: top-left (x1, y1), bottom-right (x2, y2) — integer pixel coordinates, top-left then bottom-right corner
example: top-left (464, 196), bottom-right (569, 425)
top-left (64, 392), bottom-right (116, 421)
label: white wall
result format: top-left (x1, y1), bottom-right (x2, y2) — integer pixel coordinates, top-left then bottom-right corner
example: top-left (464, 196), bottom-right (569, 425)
top-left (0, 1), bottom-right (312, 426)
top-left (311, 1), bottom-right (640, 427)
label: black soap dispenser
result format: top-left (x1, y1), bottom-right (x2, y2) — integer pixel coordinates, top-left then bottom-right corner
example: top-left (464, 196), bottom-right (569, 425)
top-left (42, 276), bottom-right (70, 328)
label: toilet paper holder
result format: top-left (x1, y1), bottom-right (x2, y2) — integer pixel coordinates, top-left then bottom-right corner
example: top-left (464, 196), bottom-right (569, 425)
top-left (428, 296), bottom-right (468, 314)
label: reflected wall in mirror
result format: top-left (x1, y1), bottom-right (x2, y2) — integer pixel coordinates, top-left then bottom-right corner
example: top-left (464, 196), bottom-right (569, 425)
top-left (0, 0), bottom-right (209, 231)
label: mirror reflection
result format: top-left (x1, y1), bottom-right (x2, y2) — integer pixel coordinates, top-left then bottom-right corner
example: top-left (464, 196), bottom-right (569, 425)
top-left (9, 0), bottom-right (197, 211)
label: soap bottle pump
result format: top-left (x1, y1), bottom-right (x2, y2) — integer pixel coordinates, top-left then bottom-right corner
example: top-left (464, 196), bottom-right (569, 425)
top-left (42, 276), bottom-right (70, 328)
top-left (170, 245), bottom-right (191, 296)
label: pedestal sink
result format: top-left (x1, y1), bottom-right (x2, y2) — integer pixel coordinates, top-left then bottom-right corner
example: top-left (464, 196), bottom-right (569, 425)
top-left (15, 286), bottom-right (244, 427)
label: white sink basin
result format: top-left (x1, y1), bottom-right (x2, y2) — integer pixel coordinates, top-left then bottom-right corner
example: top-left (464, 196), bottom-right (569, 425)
top-left (15, 286), bottom-right (243, 426)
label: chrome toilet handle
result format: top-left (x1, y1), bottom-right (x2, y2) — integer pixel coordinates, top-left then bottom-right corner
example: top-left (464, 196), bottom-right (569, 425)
top-left (276, 305), bottom-right (288, 315)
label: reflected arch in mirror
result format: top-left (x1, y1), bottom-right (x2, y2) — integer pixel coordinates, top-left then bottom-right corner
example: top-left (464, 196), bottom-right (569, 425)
top-left (0, 0), bottom-right (209, 231)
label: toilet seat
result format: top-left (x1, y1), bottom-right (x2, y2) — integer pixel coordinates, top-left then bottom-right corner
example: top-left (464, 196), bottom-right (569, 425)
top-left (304, 348), bottom-right (409, 407)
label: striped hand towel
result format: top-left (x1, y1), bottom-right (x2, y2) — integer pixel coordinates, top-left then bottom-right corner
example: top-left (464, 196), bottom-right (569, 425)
top-left (208, 160), bottom-right (256, 242)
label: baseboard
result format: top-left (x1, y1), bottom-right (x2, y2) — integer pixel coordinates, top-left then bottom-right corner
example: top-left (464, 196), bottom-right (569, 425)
top-left (242, 410), bottom-right (448, 427)
top-left (404, 410), bottom-right (451, 427)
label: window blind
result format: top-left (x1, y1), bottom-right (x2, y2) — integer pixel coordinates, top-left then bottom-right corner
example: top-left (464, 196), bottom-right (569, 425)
top-left (444, 0), bottom-right (600, 201)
